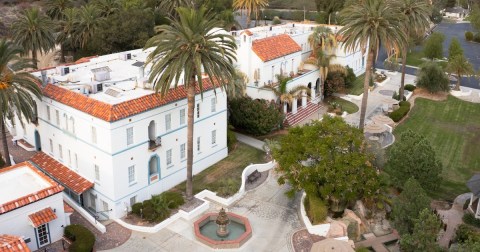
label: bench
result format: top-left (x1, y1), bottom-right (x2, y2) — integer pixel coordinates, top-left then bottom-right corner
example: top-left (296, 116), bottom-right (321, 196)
top-left (247, 170), bottom-right (261, 183)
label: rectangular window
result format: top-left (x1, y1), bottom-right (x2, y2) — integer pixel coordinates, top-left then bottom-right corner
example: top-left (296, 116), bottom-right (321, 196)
top-left (49, 139), bottom-right (53, 153)
top-left (211, 97), bottom-right (216, 112)
top-left (128, 165), bottom-right (135, 184)
top-left (180, 109), bottom-right (185, 125)
top-left (130, 196), bottom-right (136, 206)
top-left (91, 126), bottom-right (97, 144)
top-left (74, 153), bottom-right (78, 170)
top-left (55, 110), bottom-right (60, 125)
top-left (58, 144), bottom-right (63, 160)
top-left (196, 103), bottom-right (200, 118)
top-left (180, 143), bottom-right (186, 160)
top-left (165, 114), bottom-right (171, 131)
top-left (94, 164), bottom-right (100, 181)
top-left (36, 224), bottom-right (50, 247)
top-left (126, 127), bottom-right (133, 145)
top-left (166, 149), bottom-right (172, 165)
top-left (102, 200), bottom-right (109, 211)
top-left (197, 137), bottom-right (201, 152)
top-left (46, 106), bottom-right (51, 121)
top-left (68, 150), bottom-right (71, 166)
top-left (211, 130), bottom-right (216, 145)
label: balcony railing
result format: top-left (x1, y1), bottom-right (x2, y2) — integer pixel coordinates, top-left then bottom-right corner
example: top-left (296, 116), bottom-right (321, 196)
top-left (148, 137), bottom-right (162, 151)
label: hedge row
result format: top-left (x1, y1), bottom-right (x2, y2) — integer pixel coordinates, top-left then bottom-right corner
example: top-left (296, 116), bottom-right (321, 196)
top-left (404, 84), bottom-right (416, 92)
top-left (463, 213), bottom-right (480, 228)
top-left (389, 101), bottom-right (411, 122)
top-left (64, 225), bottom-right (95, 252)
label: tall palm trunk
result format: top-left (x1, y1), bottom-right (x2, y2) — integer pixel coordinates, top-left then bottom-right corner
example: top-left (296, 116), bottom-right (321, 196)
top-left (246, 10), bottom-right (252, 28)
top-left (399, 47), bottom-right (407, 101)
top-left (359, 47), bottom-right (375, 130)
top-left (186, 81), bottom-right (195, 201)
top-left (455, 71), bottom-right (461, 91)
top-left (0, 119), bottom-right (11, 167)
top-left (32, 47), bottom-right (38, 69)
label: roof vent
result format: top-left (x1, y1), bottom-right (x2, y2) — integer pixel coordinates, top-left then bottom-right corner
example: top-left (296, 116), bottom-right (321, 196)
top-left (104, 88), bottom-right (122, 97)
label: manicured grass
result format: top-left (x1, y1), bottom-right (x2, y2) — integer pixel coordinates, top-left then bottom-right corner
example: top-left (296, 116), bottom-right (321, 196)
top-left (394, 96), bottom-right (480, 201)
top-left (346, 74), bottom-right (365, 96)
top-left (173, 143), bottom-right (265, 197)
top-left (406, 50), bottom-right (448, 68)
top-left (324, 96), bottom-right (359, 114)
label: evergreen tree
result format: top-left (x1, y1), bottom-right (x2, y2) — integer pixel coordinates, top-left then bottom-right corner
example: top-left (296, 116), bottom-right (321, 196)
top-left (448, 38), bottom-right (464, 60)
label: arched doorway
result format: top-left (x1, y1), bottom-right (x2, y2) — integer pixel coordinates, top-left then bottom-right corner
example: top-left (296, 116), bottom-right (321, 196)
top-left (34, 130), bottom-right (41, 151)
top-left (148, 155), bottom-right (160, 184)
top-left (148, 120), bottom-right (156, 142)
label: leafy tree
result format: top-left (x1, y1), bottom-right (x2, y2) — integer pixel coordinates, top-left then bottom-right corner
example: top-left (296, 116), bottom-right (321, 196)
top-left (423, 32), bottom-right (445, 60)
top-left (233, 0), bottom-right (268, 28)
top-left (145, 7), bottom-right (237, 201)
top-left (74, 4), bottom-right (102, 49)
top-left (56, 7), bottom-right (77, 63)
top-left (391, 178), bottom-right (431, 235)
top-left (416, 62), bottom-right (450, 93)
top-left (446, 0), bottom-right (457, 8)
top-left (430, 6), bottom-right (443, 24)
top-left (456, 238), bottom-right (480, 252)
top-left (400, 208), bottom-right (443, 252)
top-left (216, 9), bottom-right (240, 31)
top-left (385, 130), bottom-right (442, 191)
top-left (11, 8), bottom-right (56, 68)
top-left (272, 116), bottom-right (380, 213)
top-left (393, 0), bottom-right (431, 101)
top-left (91, 0), bottom-right (121, 17)
top-left (88, 7), bottom-right (154, 54)
top-left (344, 66), bottom-right (356, 88)
top-left (339, 0), bottom-right (406, 129)
top-left (324, 64), bottom-right (348, 96)
top-left (446, 55), bottom-right (475, 91)
top-left (228, 97), bottom-right (283, 135)
top-left (471, 4), bottom-right (480, 31)
top-left (448, 38), bottom-right (464, 60)
top-left (0, 40), bottom-right (42, 166)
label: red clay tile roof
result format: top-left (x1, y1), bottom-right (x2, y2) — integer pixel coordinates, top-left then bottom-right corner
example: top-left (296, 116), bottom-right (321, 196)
top-left (252, 34), bottom-right (302, 62)
top-left (242, 30), bottom-right (253, 36)
top-left (31, 153), bottom-right (93, 195)
top-left (42, 78), bottom-right (216, 122)
top-left (75, 56), bottom-right (98, 64)
top-left (0, 162), bottom-right (64, 215)
top-left (0, 235), bottom-right (30, 252)
top-left (28, 207), bottom-right (57, 228)
top-left (64, 201), bottom-right (74, 213)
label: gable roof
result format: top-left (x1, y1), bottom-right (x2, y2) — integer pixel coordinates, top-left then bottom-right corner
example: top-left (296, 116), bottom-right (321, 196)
top-left (252, 34), bottom-right (302, 62)
top-left (0, 235), bottom-right (30, 252)
top-left (28, 207), bottom-right (57, 228)
top-left (42, 78), bottom-right (216, 122)
top-left (30, 152), bottom-right (94, 195)
top-left (0, 162), bottom-right (64, 215)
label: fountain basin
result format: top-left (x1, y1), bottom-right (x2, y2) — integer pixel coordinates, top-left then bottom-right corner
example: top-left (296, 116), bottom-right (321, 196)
top-left (194, 212), bottom-right (252, 249)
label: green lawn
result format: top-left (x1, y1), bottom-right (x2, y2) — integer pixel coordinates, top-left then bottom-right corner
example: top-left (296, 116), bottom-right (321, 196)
top-left (406, 50), bottom-right (448, 68)
top-left (173, 143), bottom-right (265, 197)
top-left (346, 74), bottom-right (365, 96)
top-left (394, 96), bottom-right (480, 200)
top-left (324, 96), bottom-right (359, 114)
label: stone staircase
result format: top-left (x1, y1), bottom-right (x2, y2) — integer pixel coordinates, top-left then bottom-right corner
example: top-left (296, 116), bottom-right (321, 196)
top-left (284, 102), bottom-right (323, 127)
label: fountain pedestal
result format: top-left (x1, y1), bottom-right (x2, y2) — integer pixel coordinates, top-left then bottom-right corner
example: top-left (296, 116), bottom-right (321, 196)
top-left (216, 208), bottom-right (230, 237)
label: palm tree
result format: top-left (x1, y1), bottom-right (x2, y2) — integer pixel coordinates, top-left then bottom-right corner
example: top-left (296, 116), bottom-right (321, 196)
top-left (217, 10), bottom-right (241, 31)
top-left (394, 0), bottom-right (431, 100)
top-left (263, 75), bottom-right (311, 113)
top-left (45, 0), bottom-right (73, 20)
top-left (0, 40), bottom-right (42, 166)
top-left (145, 7), bottom-right (237, 201)
top-left (233, 0), bottom-right (269, 28)
top-left (75, 4), bottom-right (102, 49)
top-left (56, 8), bottom-right (77, 63)
top-left (226, 69), bottom-right (248, 99)
top-left (158, 0), bottom-right (193, 17)
top-left (11, 8), bottom-right (56, 69)
top-left (446, 55), bottom-right (475, 91)
top-left (339, 0), bottom-right (406, 129)
top-left (91, 0), bottom-right (121, 17)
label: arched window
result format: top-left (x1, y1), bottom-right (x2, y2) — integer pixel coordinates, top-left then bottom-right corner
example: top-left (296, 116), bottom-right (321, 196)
top-left (148, 155), bottom-right (159, 184)
top-left (69, 116), bottom-right (75, 134)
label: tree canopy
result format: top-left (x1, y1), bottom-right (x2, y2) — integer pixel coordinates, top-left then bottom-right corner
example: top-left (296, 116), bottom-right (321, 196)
top-left (423, 32), bottom-right (445, 60)
top-left (385, 129), bottom-right (443, 191)
top-left (415, 62), bottom-right (450, 93)
top-left (448, 38), bottom-right (464, 61)
top-left (272, 116), bottom-right (380, 213)
top-left (400, 208), bottom-right (443, 252)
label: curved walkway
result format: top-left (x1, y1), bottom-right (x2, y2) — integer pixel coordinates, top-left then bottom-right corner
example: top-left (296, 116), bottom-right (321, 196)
top-left (436, 193), bottom-right (470, 248)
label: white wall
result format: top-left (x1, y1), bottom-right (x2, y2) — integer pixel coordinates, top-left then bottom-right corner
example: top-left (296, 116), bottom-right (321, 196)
top-left (0, 193), bottom-right (66, 251)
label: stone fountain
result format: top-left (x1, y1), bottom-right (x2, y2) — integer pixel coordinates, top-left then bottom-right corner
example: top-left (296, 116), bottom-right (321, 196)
top-left (216, 208), bottom-right (230, 237)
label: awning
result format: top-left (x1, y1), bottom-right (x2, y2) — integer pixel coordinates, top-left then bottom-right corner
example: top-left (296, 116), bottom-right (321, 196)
top-left (30, 153), bottom-right (94, 194)
top-left (28, 207), bottom-right (57, 228)
top-left (0, 234), bottom-right (30, 252)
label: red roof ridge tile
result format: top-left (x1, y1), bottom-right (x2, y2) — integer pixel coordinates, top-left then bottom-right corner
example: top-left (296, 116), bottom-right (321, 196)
top-left (0, 234), bottom-right (30, 252)
top-left (252, 34), bottom-right (302, 62)
top-left (28, 207), bottom-right (57, 228)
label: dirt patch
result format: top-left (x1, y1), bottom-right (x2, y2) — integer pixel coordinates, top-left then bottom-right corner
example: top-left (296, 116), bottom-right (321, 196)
top-left (431, 200), bottom-right (453, 211)
top-left (179, 197), bottom-right (204, 212)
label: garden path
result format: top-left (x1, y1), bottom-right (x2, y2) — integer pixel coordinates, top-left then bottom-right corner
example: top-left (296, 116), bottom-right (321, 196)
top-left (436, 193), bottom-right (470, 248)
top-left (235, 132), bottom-right (266, 151)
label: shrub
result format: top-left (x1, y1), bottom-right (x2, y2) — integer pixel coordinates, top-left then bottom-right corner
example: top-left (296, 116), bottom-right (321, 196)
top-left (416, 62), bottom-right (450, 93)
top-left (158, 191), bottom-right (184, 209)
top-left (272, 16), bottom-right (281, 25)
top-left (142, 204), bottom-right (155, 221)
top-left (344, 66), bottom-right (356, 88)
top-left (392, 91), bottom-right (407, 101)
top-left (305, 194), bottom-right (328, 224)
top-left (228, 97), bottom-right (284, 136)
top-left (64, 225), bottom-right (95, 252)
top-left (142, 199), bottom-right (152, 208)
top-left (227, 125), bottom-right (237, 151)
top-left (465, 31), bottom-right (474, 41)
top-left (455, 224), bottom-right (480, 243)
top-left (474, 32), bottom-right (480, 43)
top-left (404, 84), bottom-right (416, 92)
top-left (389, 101), bottom-right (410, 122)
top-left (131, 202), bottom-right (142, 215)
top-left (464, 213), bottom-right (480, 228)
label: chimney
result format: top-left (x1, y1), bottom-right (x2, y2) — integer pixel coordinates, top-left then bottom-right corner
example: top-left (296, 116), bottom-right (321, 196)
top-left (41, 70), bottom-right (47, 86)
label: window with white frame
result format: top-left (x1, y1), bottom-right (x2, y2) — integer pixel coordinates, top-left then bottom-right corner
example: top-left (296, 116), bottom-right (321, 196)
top-left (180, 143), bottom-right (186, 160)
top-left (91, 126), bottom-right (97, 144)
top-left (196, 103), bottom-right (200, 118)
top-left (58, 144), bottom-right (63, 160)
top-left (74, 153), bottom-right (78, 170)
top-left (49, 139), bottom-right (53, 153)
top-left (46, 106), bottom-right (51, 121)
top-left (130, 196), bottom-right (137, 206)
top-left (197, 137), bottom-right (201, 152)
top-left (211, 97), bottom-right (216, 112)
top-left (126, 127), bottom-right (133, 145)
top-left (180, 109), bottom-right (185, 125)
top-left (165, 114), bottom-right (171, 131)
top-left (36, 224), bottom-right (50, 247)
top-left (55, 110), bottom-right (60, 125)
top-left (94, 164), bottom-right (100, 181)
top-left (64, 114), bottom-right (68, 131)
top-left (70, 117), bottom-right (75, 134)
top-left (211, 130), bottom-right (216, 145)
top-left (166, 149), bottom-right (172, 166)
top-left (128, 165), bottom-right (135, 184)
top-left (68, 150), bottom-right (71, 166)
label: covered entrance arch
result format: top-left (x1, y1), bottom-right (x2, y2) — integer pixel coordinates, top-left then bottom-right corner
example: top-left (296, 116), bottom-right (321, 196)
top-left (34, 130), bottom-right (41, 151)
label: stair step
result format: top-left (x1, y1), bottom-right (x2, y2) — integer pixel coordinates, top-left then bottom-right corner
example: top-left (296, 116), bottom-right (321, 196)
top-left (284, 102), bottom-right (323, 127)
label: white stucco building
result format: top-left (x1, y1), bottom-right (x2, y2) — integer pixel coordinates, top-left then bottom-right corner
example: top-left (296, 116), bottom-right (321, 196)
top-left (0, 162), bottom-right (67, 251)
top-left (13, 48), bottom-right (228, 219)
